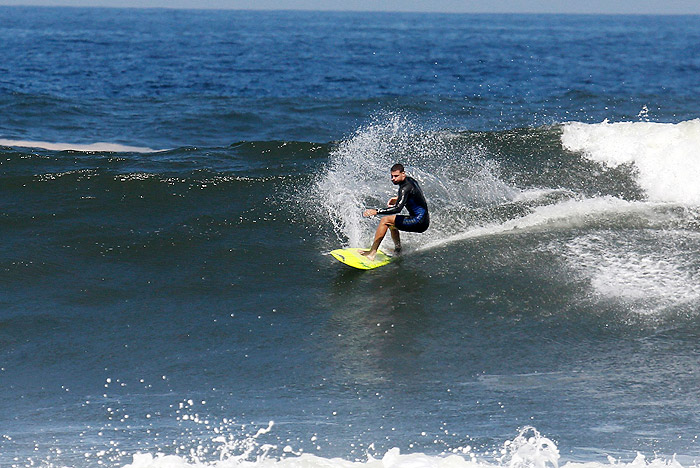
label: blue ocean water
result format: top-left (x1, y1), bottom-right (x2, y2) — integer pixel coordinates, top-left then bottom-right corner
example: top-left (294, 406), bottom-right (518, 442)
top-left (2, 7), bottom-right (700, 468)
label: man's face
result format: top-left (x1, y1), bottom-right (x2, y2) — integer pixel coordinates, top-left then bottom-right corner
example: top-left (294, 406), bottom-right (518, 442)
top-left (390, 170), bottom-right (406, 185)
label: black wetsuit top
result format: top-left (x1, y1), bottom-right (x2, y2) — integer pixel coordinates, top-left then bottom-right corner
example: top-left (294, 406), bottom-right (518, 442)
top-left (376, 176), bottom-right (430, 233)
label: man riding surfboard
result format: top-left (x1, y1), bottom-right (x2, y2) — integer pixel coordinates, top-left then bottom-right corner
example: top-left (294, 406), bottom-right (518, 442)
top-left (361, 163), bottom-right (430, 260)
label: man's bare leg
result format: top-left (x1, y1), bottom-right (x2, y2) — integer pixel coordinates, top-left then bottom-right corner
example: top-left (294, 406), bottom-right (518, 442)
top-left (390, 227), bottom-right (401, 253)
top-left (362, 215), bottom-right (395, 260)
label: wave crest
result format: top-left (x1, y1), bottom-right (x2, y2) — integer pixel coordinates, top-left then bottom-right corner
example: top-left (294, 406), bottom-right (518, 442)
top-left (561, 119), bottom-right (700, 205)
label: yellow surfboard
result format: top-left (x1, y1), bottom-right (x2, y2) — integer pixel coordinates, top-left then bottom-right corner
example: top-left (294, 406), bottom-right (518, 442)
top-left (330, 248), bottom-right (394, 270)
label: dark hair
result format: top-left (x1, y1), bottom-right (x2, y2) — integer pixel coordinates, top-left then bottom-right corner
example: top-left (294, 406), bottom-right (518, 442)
top-left (391, 163), bottom-right (405, 172)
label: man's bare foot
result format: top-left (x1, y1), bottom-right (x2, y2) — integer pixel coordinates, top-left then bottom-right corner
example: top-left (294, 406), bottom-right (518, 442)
top-left (360, 250), bottom-right (376, 261)
top-left (394, 245), bottom-right (402, 255)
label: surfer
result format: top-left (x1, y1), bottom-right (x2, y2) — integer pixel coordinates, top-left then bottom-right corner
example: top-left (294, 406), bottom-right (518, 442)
top-left (361, 163), bottom-right (429, 260)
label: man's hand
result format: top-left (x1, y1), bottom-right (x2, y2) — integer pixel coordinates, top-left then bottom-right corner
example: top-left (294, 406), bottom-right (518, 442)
top-left (387, 197), bottom-right (398, 207)
top-left (363, 209), bottom-right (378, 217)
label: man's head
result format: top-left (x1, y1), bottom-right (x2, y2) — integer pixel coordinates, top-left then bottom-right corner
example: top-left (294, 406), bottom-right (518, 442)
top-left (390, 163), bottom-right (406, 185)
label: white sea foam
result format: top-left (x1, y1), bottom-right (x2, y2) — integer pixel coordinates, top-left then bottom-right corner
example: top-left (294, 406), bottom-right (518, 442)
top-left (120, 450), bottom-right (688, 468)
top-left (7, 408), bottom-right (691, 468)
top-left (0, 138), bottom-right (159, 153)
top-left (117, 427), bottom-right (687, 468)
top-left (418, 196), bottom-right (650, 252)
top-left (561, 119), bottom-right (700, 205)
top-left (561, 231), bottom-right (700, 313)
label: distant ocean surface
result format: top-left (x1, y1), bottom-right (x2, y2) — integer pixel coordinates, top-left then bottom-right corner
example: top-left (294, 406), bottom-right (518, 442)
top-left (2, 7), bottom-right (700, 468)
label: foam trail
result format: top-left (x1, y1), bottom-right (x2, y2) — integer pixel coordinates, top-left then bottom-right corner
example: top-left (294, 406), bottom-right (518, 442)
top-left (561, 119), bottom-right (700, 205)
top-left (0, 138), bottom-right (160, 153)
top-left (418, 197), bottom-right (654, 252)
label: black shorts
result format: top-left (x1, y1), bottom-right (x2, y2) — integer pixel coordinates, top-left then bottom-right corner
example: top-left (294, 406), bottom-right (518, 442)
top-left (395, 212), bottom-right (429, 233)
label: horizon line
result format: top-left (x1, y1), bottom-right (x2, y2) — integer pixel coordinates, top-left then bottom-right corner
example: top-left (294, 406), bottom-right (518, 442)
top-left (1, 4), bottom-right (700, 15)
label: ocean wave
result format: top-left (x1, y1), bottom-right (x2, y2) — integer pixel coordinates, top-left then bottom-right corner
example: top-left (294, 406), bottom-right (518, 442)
top-left (0, 139), bottom-right (329, 177)
top-left (0, 138), bottom-right (162, 153)
top-left (313, 115), bottom-right (698, 255)
top-left (561, 119), bottom-right (700, 205)
top-left (5, 117), bottom-right (700, 271)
